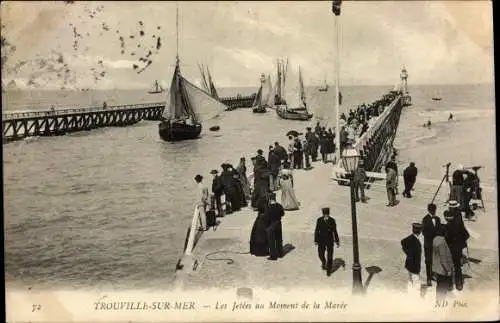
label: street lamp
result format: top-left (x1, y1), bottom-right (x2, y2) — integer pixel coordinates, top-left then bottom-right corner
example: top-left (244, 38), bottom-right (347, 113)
top-left (341, 147), bottom-right (364, 294)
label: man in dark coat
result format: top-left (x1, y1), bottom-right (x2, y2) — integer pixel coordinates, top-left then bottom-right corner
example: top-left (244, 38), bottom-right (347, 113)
top-left (210, 169), bottom-right (224, 217)
top-left (265, 193), bottom-right (285, 260)
top-left (462, 170), bottom-right (476, 219)
top-left (268, 146), bottom-right (281, 191)
top-left (221, 164), bottom-right (242, 213)
top-left (314, 207), bottom-right (340, 276)
top-left (444, 201), bottom-right (470, 291)
top-left (401, 223), bottom-right (423, 296)
top-left (274, 142), bottom-right (288, 163)
top-left (421, 203), bottom-right (441, 286)
top-left (403, 162), bottom-right (418, 198)
top-left (319, 133), bottom-right (329, 163)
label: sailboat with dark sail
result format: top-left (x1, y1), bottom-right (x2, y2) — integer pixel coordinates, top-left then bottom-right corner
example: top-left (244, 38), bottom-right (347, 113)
top-left (158, 4), bottom-right (226, 142)
top-left (148, 80), bottom-right (164, 94)
top-left (276, 61), bottom-right (313, 121)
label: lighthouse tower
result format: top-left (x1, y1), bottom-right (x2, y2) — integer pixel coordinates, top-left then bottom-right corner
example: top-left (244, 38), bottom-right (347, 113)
top-left (400, 66), bottom-right (412, 106)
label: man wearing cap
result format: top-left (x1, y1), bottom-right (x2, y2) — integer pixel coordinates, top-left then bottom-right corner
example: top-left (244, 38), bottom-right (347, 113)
top-left (422, 203), bottom-right (441, 286)
top-left (314, 207), bottom-right (340, 276)
top-left (444, 201), bottom-right (470, 291)
top-left (210, 169), bottom-right (224, 217)
top-left (401, 223), bottom-right (424, 297)
top-left (194, 174), bottom-right (208, 231)
top-left (265, 192), bottom-right (285, 260)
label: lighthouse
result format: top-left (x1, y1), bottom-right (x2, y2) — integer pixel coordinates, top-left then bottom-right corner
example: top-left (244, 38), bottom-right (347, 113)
top-left (400, 66), bottom-right (412, 106)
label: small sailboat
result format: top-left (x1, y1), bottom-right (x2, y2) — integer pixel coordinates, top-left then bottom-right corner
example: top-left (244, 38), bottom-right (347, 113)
top-left (318, 75), bottom-right (329, 92)
top-left (252, 73), bottom-right (273, 113)
top-left (148, 80), bottom-right (164, 94)
top-left (276, 63), bottom-right (313, 121)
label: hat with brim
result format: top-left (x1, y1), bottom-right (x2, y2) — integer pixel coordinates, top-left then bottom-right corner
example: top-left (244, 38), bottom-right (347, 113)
top-left (194, 174), bottom-right (203, 182)
top-left (448, 200), bottom-right (460, 208)
top-left (210, 169), bottom-right (218, 174)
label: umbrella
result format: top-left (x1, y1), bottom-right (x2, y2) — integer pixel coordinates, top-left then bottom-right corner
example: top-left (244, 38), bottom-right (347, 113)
top-left (286, 130), bottom-right (302, 137)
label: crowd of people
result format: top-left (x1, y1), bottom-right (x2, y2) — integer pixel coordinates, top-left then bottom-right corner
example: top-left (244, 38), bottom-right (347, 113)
top-left (400, 164), bottom-right (484, 301)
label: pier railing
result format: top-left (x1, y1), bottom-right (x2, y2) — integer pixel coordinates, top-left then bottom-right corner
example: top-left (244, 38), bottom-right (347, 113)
top-left (2, 102), bottom-right (165, 121)
top-left (353, 94), bottom-right (401, 151)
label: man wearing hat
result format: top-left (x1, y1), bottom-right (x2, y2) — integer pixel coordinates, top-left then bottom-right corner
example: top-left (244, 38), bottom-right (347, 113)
top-left (268, 146), bottom-right (281, 191)
top-left (401, 223), bottom-right (424, 297)
top-left (210, 169), bottom-right (224, 217)
top-left (314, 207), bottom-right (340, 276)
top-left (265, 192), bottom-right (285, 260)
top-left (444, 201), bottom-right (470, 291)
top-left (194, 174), bottom-right (208, 231)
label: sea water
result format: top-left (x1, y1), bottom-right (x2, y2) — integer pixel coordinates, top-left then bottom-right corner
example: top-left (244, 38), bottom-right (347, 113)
top-left (3, 84), bottom-right (496, 290)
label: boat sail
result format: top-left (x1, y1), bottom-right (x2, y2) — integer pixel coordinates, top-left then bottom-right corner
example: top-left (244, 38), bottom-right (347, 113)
top-left (148, 80), bottom-right (164, 94)
top-left (318, 75), bottom-right (329, 92)
top-left (276, 63), bottom-right (313, 121)
top-left (252, 73), bottom-right (270, 113)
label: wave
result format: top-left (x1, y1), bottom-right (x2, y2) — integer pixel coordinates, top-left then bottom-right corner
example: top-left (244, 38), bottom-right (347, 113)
top-left (417, 108), bottom-right (494, 121)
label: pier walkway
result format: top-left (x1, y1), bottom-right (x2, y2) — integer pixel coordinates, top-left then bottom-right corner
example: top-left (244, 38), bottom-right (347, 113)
top-left (175, 161), bottom-right (498, 298)
top-left (2, 102), bottom-right (164, 143)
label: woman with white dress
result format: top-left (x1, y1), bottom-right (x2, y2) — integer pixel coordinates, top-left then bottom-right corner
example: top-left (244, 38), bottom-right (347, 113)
top-left (279, 163), bottom-right (300, 211)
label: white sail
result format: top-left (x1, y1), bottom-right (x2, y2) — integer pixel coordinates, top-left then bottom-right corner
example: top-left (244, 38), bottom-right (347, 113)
top-left (183, 77), bottom-right (227, 122)
top-left (283, 65), bottom-right (305, 110)
top-left (265, 74), bottom-right (275, 107)
top-left (260, 76), bottom-right (271, 106)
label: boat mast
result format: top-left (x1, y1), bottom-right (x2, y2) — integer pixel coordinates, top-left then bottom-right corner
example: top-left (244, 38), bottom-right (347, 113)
top-left (176, 2), bottom-right (179, 65)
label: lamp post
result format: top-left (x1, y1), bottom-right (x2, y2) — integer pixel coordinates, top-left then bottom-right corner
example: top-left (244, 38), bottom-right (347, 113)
top-left (341, 147), bottom-right (364, 294)
top-left (332, 0), bottom-right (342, 165)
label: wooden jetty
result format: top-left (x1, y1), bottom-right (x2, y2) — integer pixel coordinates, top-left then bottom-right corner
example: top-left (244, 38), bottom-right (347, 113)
top-left (2, 102), bottom-right (164, 143)
top-left (2, 93), bottom-right (256, 144)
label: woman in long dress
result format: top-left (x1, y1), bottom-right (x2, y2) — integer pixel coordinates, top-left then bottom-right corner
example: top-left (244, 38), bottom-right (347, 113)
top-left (280, 163), bottom-right (300, 211)
top-left (236, 157), bottom-right (251, 201)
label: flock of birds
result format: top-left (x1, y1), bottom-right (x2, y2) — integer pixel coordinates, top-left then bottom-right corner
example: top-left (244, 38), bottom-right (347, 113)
top-left (1, 1), bottom-right (165, 91)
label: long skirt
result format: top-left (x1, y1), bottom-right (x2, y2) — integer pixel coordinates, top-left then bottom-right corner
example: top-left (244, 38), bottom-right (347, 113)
top-left (280, 178), bottom-right (299, 211)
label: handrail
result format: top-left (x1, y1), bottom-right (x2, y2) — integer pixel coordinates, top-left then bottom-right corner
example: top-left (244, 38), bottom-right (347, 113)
top-left (184, 205), bottom-right (200, 256)
top-left (2, 102), bottom-right (165, 120)
top-left (354, 95), bottom-right (401, 152)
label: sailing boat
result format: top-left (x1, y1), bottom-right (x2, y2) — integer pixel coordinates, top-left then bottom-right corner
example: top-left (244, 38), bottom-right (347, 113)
top-left (251, 73), bottom-right (271, 113)
top-left (158, 5), bottom-right (226, 142)
top-left (318, 76), bottom-right (329, 92)
top-left (276, 63), bottom-right (313, 121)
top-left (197, 63), bottom-right (220, 101)
top-left (148, 80), bottom-right (164, 94)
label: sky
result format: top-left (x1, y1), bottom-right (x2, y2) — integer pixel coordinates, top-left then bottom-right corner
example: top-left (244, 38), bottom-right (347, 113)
top-left (0, 1), bottom-right (494, 90)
